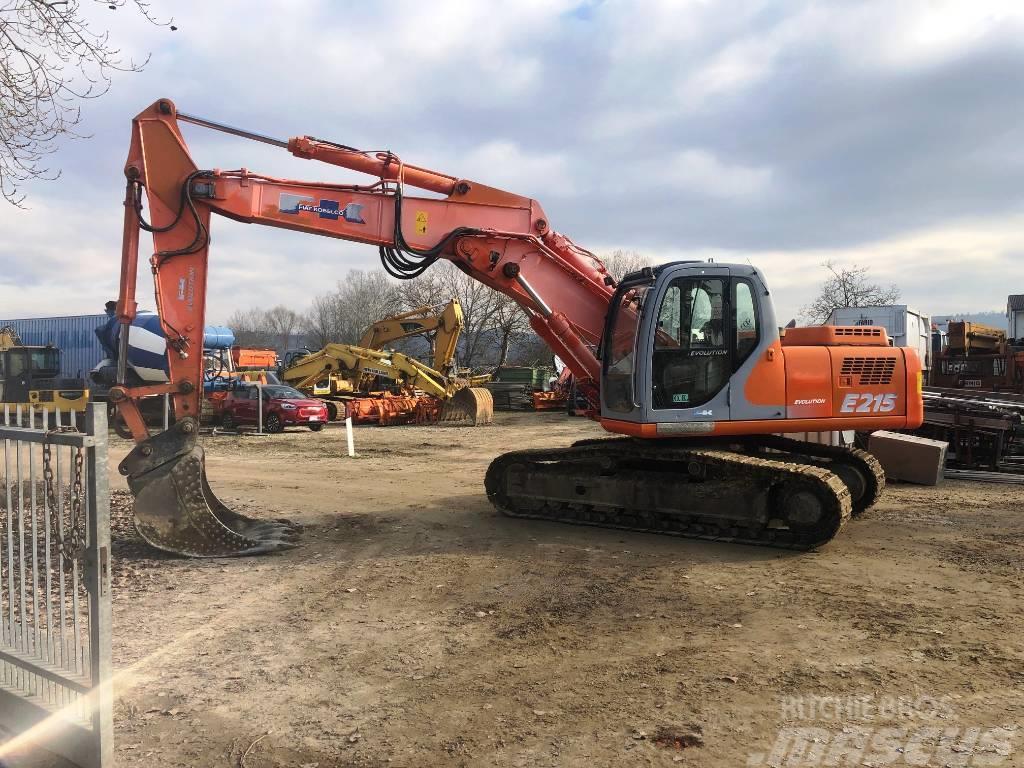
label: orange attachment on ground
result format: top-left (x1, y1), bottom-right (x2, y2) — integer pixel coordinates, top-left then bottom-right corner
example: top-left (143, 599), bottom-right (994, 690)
top-left (782, 326), bottom-right (891, 347)
top-left (532, 391), bottom-right (568, 411)
top-left (345, 393), bottom-right (428, 426)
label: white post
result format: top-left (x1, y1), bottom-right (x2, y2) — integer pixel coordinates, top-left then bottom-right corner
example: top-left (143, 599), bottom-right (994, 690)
top-left (163, 393), bottom-right (170, 430)
top-left (345, 415), bottom-right (355, 457)
top-left (257, 382), bottom-right (264, 434)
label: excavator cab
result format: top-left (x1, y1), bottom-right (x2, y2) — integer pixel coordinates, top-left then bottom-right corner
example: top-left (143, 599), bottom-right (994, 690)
top-left (601, 262), bottom-right (782, 430)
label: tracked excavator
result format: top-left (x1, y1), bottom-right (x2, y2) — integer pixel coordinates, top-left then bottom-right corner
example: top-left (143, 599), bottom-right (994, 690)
top-left (112, 99), bottom-right (923, 557)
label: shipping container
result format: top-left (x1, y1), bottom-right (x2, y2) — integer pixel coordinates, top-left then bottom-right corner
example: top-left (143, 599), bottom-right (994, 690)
top-left (827, 305), bottom-right (932, 371)
top-left (0, 314), bottom-right (108, 379)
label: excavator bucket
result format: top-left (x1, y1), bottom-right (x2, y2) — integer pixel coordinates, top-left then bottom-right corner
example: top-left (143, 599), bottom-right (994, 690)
top-left (439, 386), bottom-right (493, 426)
top-left (119, 418), bottom-right (301, 557)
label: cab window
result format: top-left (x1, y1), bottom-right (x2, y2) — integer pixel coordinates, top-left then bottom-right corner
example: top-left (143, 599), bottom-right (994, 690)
top-left (734, 280), bottom-right (759, 366)
top-left (603, 283), bottom-right (650, 414)
top-left (7, 350), bottom-right (27, 378)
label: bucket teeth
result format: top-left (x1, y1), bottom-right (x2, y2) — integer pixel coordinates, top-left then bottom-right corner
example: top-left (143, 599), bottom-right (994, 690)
top-left (439, 387), bottom-right (493, 426)
top-left (121, 418), bottom-right (300, 557)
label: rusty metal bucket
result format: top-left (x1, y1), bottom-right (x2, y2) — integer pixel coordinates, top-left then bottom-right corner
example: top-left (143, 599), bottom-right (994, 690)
top-left (118, 418), bottom-right (301, 557)
top-left (439, 386), bottom-right (493, 426)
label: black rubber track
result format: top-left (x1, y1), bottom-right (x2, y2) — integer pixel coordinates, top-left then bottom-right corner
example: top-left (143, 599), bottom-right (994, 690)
top-left (485, 441), bottom-right (853, 551)
top-left (739, 435), bottom-right (885, 516)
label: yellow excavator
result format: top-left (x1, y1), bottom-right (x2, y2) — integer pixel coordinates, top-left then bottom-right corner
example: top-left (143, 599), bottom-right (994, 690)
top-left (0, 326), bottom-right (89, 416)
top-left (282, 299), bottom-right (465, 394)
top-left (281, 343), bottom-right (491, 424)
top-left (282, 299), bottom-right (490, 423)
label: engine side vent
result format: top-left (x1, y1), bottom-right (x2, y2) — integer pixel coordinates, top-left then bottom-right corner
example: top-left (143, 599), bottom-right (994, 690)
top-left (840, 356), bottom-right (896, 385)
top-left (833, 327), bottom-right (884, 338)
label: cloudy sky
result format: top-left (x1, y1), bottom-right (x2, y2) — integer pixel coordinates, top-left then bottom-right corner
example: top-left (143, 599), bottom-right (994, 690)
top-left (2, 0), bottom-right (1023, 324)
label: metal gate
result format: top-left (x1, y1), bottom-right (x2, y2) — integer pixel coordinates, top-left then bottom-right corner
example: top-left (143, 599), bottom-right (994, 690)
top-left (0, 403), bottom-right (112, 768)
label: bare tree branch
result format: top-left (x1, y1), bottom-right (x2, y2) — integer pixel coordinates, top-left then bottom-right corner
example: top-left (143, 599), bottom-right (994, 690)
top-left (305, 270), bottom-right (403, 348)
top-left (800, 261), bottom-right (902, 325)
top-left (601, 249), bottom-right (653, 283)
top-left (0, 0), bottom-right (173, 205)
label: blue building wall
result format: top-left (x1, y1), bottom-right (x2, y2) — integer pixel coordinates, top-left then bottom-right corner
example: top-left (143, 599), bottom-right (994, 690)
top-left (0, 314), bottom-right (108, 378)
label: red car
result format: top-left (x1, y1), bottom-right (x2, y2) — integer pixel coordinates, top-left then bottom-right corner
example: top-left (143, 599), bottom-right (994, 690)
top-left (220, 384), bottom-right (328, 432)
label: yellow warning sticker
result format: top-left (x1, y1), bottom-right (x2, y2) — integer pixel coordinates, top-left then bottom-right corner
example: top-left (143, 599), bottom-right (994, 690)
top-left (415, 211), bottom-right (428, 235)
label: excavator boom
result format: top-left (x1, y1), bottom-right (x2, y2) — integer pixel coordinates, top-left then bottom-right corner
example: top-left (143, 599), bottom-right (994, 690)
top-left (114, 99), bottom-right (923, 558)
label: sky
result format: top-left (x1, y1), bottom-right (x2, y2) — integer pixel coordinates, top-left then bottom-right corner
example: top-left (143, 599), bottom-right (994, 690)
top-left (1, 0), bottom-right (1023, 325)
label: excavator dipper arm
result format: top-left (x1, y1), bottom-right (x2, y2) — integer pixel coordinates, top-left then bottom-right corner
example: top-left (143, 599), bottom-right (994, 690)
top-left (114, 99), bottom-right (614, 557)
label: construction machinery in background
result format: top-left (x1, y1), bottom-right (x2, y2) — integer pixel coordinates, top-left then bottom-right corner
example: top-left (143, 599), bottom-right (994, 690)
top-left (532, 365), bottom-right (572, 411)
top-left (0, 326), bottom-right (89, 415)
top-left (281, 298), bottom-right (491, 423)
top-left (231, 346), bottom-right (279, 372)
top-left (358, 298), bottom-right (464, 376)
top-left (109, 99), bottom-right (922, 557)
top-left (532, 364), bottom-right (587, 416)
top-left (485, 365), bottom-right (554, 410)
top-left (281, 343), bottom-right (491, 425)
top-left (916, 387), bottom-right (1024, 472)
top-left (932, 320), bottom-right (1024, 392)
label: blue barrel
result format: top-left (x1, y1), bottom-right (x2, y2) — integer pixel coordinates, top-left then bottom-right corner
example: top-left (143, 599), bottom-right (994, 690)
top-left (203, 326), bottom-right (236, 350)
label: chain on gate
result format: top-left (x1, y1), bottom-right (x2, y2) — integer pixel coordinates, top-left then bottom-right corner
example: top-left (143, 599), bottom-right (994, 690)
top-left (42, 426), bottom-right (87, 564)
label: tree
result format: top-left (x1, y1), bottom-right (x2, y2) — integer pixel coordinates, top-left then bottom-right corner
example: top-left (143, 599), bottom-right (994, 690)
top-left (801, 261), bottom-right (902, 325)
top-left (263, 305), bottom-right (302, 352)
top-left (490, 290), bottom-right (531, 369)
top-left (225, 307), bottom-right (272, 348)
top-left (305, 269), bottom-right (402, 347)
top-left (1, 0), bottom-right (173, 205)
top-left (601, 249), bottom-right (653, 282)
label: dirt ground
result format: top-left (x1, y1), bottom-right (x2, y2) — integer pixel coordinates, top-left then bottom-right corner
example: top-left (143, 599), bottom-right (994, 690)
top-left (9, 411), bottom-right (1024, 767)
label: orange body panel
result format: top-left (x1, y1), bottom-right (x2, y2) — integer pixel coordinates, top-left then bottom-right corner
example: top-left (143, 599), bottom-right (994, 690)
top-left (743, 341), bottom-right (786, 406)
top-left (781, 346), bottom-right (834, 418)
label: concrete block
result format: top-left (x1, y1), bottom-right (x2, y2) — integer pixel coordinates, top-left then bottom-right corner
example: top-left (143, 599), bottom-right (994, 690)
top-left (867, 430), bottom-right (948, 485)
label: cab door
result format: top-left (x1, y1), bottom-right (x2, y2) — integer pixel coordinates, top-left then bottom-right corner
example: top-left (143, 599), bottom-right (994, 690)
top-left (642, 265), bottom-right (733, 428)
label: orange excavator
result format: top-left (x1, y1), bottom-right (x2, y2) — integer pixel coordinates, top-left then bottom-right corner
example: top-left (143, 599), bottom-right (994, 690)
top-left (112, 99), bottom-right (924, 557)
